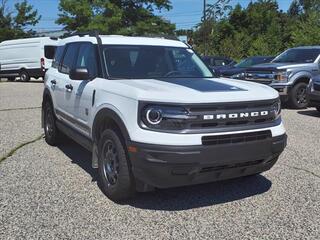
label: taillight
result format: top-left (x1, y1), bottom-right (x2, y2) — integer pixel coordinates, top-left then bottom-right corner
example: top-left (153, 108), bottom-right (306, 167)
top-left (41, 58), bottom-right (45, 70)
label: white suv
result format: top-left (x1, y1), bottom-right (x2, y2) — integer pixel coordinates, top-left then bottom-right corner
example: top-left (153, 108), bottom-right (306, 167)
top-left (42, 33), bottom-right (287, 201)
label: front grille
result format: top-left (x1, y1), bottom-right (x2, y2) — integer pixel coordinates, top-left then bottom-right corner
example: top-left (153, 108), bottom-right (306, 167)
top-left (200, 159), bottom-right (265, 173)
top-left (244, 70), bottom-right (274, 84)
top-left (202, 130), bottom-right (272, 146)
top-left (184, 100), bottom-right (277, 131)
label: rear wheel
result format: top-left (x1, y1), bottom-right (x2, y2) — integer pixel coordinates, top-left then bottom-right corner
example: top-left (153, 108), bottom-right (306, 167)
top-left (98, 129), bottom-right (135, 201)
top-left (19, 70), bottom-right (30, 82)
top-left (289, 82), bottom-right (309, 109)
top-left (43, 101), bottom-right (61, 146)
top-left (7, 77), bottom-right (15, 81)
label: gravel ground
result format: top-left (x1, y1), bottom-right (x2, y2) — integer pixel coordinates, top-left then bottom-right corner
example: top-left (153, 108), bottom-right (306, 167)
top-left (0, 82), bottom-right (319, 240)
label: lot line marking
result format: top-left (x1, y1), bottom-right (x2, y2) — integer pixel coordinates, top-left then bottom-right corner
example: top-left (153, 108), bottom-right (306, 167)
top-left (0, 106), bottom-right (41, 112)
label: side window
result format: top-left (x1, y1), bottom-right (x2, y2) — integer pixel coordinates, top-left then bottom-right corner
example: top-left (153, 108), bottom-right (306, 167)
top-left (44, 45), bottom-right (57, 60)
top-left (52, 46), bottom-right (65, 68)
top-left (60, 44), bottom-right (78, 74)
top-left (75, 43), bottom-right (98, 78)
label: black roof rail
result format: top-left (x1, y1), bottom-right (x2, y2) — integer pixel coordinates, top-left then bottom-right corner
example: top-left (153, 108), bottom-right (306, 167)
top-left (62, 30), bottom-right (108, 78)
top-left (62, 30), bottom-right (100, 38)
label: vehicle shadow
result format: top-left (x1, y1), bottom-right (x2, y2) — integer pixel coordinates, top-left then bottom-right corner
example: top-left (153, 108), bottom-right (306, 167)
top-left (58, 140), bottom-right (98, 182)
top-left (297, 109), bottom-right (320, 118)
top-left (124, 175), bottom-right (271, 211)
top-left (0, 79), bottom-right (43, 83)
top-left (58, 140), bottom-right (272, 211)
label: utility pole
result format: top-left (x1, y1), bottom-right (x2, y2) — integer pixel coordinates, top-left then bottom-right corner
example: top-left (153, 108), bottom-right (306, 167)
top-left (203, 0), bottom-right (207, 21)
top-left (203, 0), bottom-right (207, 56)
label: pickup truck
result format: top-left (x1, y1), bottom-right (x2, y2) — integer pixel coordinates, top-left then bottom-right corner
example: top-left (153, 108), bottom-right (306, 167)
top-left (243, 46), bottom-right (320, 109)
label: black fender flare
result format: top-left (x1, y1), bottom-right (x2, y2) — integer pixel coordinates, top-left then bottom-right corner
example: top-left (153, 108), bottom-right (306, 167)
top-left (91, 108), bottom-right (131, 144)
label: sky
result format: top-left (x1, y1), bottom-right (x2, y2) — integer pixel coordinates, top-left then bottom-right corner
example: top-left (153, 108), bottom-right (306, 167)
top-left (8, 0), bottom-right (294, 32)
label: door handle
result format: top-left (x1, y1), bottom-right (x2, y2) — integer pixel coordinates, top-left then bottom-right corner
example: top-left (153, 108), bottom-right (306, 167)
top-left (65, 84), bottom-right (73, 92)
top-left (50, 79), bottom-right (56, 85)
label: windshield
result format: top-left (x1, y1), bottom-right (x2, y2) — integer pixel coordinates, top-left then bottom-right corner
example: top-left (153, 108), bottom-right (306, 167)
top-left (235, 58), bottom-right (255, 68)
top-left (236, 57), bottom-right (271, 68)
top-left (272, 49), bottom-right (320, 63)
top-left (103, 45), bottom-right (213, 79)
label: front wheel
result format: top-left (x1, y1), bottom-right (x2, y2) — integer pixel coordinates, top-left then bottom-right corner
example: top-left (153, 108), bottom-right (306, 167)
top-left (98, 129), bottom-right (135, 201)
top-left (288, 82), bottom-right (309, 109)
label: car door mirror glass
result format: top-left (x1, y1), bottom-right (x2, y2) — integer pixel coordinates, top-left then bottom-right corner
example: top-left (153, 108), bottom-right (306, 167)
top-left (69, 68), bottom-right (90, 80)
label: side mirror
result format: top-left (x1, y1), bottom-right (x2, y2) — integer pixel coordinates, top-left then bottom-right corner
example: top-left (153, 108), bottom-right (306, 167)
top-left (69, 68), bottom-right (90, 80)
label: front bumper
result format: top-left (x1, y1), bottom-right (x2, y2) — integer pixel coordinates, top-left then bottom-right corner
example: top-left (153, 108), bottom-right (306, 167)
top-left (129, 133), bottom-right (287, 189)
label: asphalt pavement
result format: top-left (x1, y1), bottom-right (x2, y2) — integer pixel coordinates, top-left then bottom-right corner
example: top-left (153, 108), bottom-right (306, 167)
top-left (0, 81), bottom-right (319, 240)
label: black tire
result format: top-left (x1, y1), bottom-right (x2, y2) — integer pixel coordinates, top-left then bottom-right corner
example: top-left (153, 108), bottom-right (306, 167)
top-left (19, 70), bottom-right (30, 82)
top-left (288, 82), bottom-right (309, 109)
top-left (98, 129), bottom-right (135, 201)
top-left (316, 107), bottom-right (320, 113)
top-left (43, 101), bottom-right (61, 146)
top-left (7, 77), bottom-right (15, 81)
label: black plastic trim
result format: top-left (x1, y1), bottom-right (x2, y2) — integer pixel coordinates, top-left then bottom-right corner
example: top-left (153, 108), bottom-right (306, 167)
top-left (55, 109), bottom-right (90, 133)
top-left (56, 120), bottom-right (93, 151)
top-left (128, 134), bottom-right (287, 188)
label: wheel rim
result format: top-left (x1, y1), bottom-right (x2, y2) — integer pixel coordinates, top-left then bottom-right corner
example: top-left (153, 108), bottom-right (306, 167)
top-left (102, 140), bottom-right (119, 186)
top-left (296, 86), bottom-right (307, 105)
top-left (45, 107), bottom-right (54, 138)
top-left (20, 73), bottom-right (27, 81)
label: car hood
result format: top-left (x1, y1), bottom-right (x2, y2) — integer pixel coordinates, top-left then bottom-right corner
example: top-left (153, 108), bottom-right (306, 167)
top-left (109, 78), bottom-right (279, 103)
top-left (219, 67), bottom-right (245, 76)
top-left (248, 62), bottom-right (313, 71)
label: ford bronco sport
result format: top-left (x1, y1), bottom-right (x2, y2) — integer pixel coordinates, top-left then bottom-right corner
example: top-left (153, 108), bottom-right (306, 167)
top-left (42, 33), bottom-right (287, 201)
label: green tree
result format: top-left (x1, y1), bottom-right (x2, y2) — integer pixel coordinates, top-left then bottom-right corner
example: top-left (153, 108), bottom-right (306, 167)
top-left (56, 0), bottom-right (175, 36)
top-left (291, 11), bottom-right (320, 46)
top-left (0, 0), bottom-right (40, 42)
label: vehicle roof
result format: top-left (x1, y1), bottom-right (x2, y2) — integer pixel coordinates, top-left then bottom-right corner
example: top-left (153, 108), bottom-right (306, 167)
top-left (202, 56), bottom-right (232, 60)
top-left (58, 35), bottom-right (188, 48)
top-left (0, 37), bottom-right (58, 45)
top-left (248, 56), bottom-right (274, 59)
top-left (291, 46), bottom-right (320, 49)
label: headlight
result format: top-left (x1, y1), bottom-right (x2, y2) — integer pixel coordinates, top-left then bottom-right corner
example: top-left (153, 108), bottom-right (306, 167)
top-left (271, 99), bottom-right (281, 118)
top-left (274, 71), bottom-right (291, 82)
top-left (140, 104), bottom-right (196, 131)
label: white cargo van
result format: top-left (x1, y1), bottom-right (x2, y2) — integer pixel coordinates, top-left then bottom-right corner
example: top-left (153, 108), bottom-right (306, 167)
top-left (0, 37), bottom-right (59, 81)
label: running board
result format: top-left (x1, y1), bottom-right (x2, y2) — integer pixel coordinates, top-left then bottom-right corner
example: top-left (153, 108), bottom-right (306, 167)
top-left (56, 120), bottom-right (93, 152)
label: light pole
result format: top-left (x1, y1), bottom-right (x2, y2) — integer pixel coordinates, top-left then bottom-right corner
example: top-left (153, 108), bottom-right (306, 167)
top-left (203, 0), bottom-right (207, 56)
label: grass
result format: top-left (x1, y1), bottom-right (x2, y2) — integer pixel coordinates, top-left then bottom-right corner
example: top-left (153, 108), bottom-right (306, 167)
top-left (0, 134), bottom-right (44, 164)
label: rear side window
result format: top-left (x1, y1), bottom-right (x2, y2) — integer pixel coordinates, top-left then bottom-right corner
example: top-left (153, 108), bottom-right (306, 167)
top-left (60, 44), bottom-right (78, 74)
top-left (52, 46), bottom-right (65, 68)
top-left (44, 46), bottom-right (57, 59)
top-left (75, 43), bottom-right (98, 78)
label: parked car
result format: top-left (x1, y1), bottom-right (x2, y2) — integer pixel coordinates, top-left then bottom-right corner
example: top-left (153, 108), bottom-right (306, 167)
top-left (307, 75), bottom-right (320, 112)
top-left (213, 56), bottom-right (274, 78)
top-left (243, 46), bottom-right (320, 109)
top-left (42, 33), bottom-right (286, 201)
top-left (202, 56), bottom-right (236, 69)
top-left (0, 37), bottom-right (59, 81)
